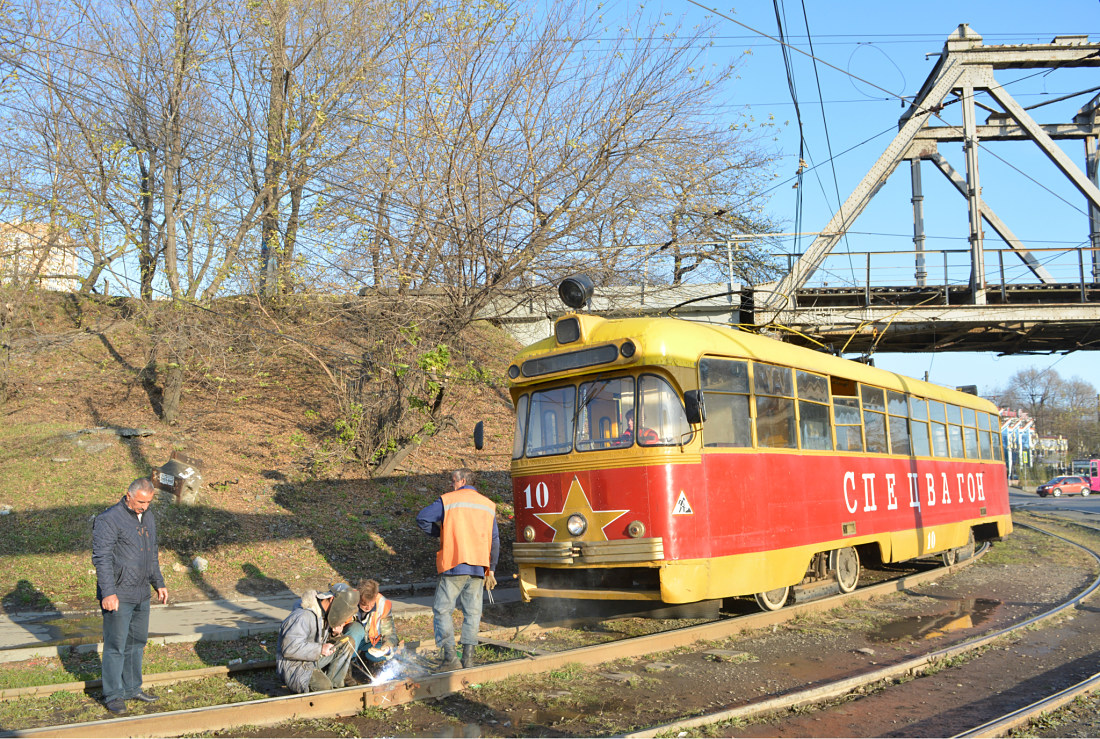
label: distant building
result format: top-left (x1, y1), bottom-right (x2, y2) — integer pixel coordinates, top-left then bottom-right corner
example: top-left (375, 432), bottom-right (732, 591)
top-left (0, 222), bottom-right (81, 291)
top-left (1036, 435), bottom-right (1068, 468)
top-left (1000, 409), bottom-right (1037, 479)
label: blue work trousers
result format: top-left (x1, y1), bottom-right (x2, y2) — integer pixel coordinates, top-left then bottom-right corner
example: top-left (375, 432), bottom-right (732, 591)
top-left (432, 574), bottom-right (484, 652)
top-left (101, 598), bottom-right (150, 704)
top-left (345, 621), bottom-right (389, 664)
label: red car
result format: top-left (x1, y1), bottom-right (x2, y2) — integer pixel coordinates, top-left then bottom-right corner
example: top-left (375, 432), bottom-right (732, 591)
top-left (1036, 476), bottom-right (1091, 497)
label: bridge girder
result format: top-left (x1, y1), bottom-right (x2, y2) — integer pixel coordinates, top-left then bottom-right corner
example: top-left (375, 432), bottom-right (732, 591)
top-left (757, 24), bottom-right (1100, 345)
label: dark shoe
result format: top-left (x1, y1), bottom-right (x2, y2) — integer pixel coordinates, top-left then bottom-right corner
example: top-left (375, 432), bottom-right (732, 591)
top-left (434, 648), bottom-right (461, 673)
top-left (105, 700), bottom-right (127, 715)
top-left (309, 668), bottom-right (333, 692)
top-left (461, 643), bottom-right (476, 669)
top-left (131, 690), bottom-right (159, 703)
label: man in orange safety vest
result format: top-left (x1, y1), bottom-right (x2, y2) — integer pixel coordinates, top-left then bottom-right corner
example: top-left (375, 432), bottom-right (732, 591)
top-left (416, 468), bottom-right (499, 671)
top-left (344, 578), bottom-right (401, 677)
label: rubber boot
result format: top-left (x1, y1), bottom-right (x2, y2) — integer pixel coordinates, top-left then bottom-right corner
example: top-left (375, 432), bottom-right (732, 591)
top-left (434, 646), bottom-right (461, 673)
top-left (461, 643), bottom-right (476, 669)
top-left (309, 668), bottom-right (333, 692)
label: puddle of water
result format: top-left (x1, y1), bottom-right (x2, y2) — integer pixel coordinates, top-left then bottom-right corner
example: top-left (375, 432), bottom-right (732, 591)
top-left (408, 723), bottom-right (483, 738)
top-left (776, 656), bottom-right (825, 673)
top-left (870, 598), bottom-right (1000, 642)
top-left (3, 612), bottom-right (185, 651)
top-left (10, 614), bottom-right (106, 649)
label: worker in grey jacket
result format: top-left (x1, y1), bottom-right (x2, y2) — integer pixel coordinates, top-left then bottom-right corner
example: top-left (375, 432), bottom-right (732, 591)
top-left (276, 588), bottom-right (359, 693)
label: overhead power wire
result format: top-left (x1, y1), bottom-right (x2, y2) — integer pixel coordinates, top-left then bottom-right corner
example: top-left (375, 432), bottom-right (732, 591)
top-left (5, 11), bottom-right (1093, 300)
top-left (771, 0), bottom-right (806, 258)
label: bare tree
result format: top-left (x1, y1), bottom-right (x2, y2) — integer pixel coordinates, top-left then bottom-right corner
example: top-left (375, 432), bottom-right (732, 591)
top-left (299, 0), bottom-right (781, 468)
top-left (997, 367), bottom-right (1100, 457)
top-left (326, 0), bottom-right (778, 322)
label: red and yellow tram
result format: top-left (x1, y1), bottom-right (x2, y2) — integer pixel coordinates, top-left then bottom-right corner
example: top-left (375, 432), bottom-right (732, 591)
top-left (506, 304), bottom-right (1011, 610)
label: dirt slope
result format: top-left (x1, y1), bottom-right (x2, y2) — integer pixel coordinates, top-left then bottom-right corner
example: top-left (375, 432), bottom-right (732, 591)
top-left (0, 292), bottom-right (521, 611)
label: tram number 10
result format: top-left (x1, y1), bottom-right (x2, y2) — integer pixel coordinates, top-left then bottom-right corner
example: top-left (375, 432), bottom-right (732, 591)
top-left (522, 482), bottom-right (549, 509)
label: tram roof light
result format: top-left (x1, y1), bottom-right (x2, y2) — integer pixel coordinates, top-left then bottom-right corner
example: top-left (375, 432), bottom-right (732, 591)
top-left (558, 275), bottom-right (595, 310)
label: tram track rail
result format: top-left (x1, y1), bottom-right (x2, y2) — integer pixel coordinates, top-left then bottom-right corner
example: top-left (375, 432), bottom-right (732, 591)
top-left (622, 520), bottom-right (1100, 738)
top-left (6, 555), bottom-right (987, 737)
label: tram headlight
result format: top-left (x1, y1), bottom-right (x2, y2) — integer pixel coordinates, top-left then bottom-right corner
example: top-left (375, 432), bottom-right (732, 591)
top-left (523, 525), bottom-right (536, 542)
top-left (558, 275), bottom-right (595, 309)
top-left (507, 364), bottom-right (520, 380)
top-left (566, 513), bottom-right (588, 536)
top-left (619, 340), bottom-right (636, 358)
top-left (627, 520), bottom-right (646, 538)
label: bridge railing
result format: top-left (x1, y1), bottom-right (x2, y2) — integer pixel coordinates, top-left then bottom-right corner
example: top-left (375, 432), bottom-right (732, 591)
top-left (797, 245), bottom-right (1100, 304)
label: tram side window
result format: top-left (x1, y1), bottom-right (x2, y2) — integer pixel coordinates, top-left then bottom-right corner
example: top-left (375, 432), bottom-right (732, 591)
top-left (525, 386), bottom-right (576, 457)
top-left (929, 400), bottom-right (949, 457)
top-left (834, 396), bottom-right (863, 451)
top-left (637, 374), bottom-right (693, 446)
top-left (512, 394), bottom-right (529, 460)
top-left (962, 407), bottom-right (979, 459)
top-left (575, 377), bottom-right (634, 452)
top-left (909, 397), bottom-right (931, 456)
top-left (946, 404), bottom-right (965, 458)
top-left (985, 413), bottom-right (1003, 459)
top-left (699, 357), bottom-right (751, 447)
top-left (754, 363), bottom-right (796, 449)
top-left (978, 412), bottom-right (994, 460)
top-left (887, 390), bottom-right (911, 455)
top-left (796, 370), bottom-right (832, 450)
top-left (860, 384), bottom-right (888, 454)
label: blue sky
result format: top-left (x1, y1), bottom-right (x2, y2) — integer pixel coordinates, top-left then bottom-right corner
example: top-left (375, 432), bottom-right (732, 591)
top-left (652, 0), bottom-right (1100, 395)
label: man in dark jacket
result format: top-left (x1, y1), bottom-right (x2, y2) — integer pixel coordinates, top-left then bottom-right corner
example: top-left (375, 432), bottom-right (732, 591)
top-left (276, 587), bottom-right (359, 693)
top-left (91, 478), bottom-right (168, 714)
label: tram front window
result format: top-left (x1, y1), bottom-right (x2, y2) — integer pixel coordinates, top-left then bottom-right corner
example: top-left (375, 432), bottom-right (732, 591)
top-left (637, 375), bottom-right (693, 446)
top-left (576, 377), bottom-right (635, 451)
top-left (525, 386), bottom-right (576, 457)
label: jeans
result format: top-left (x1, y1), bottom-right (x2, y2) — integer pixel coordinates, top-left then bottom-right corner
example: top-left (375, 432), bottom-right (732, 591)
top-left (432, 574), bottom-right (484, 652)
top-left (345, 621), bottom-right (390, 663)
top-left (101, 598), bottom-right (150, 703)
top-left (316, 642), bottom-right (352, 688)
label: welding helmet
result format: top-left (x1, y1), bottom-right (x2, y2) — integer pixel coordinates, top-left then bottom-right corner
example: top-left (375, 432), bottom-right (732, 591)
top-left (327, 588), bottom-right (359, 627)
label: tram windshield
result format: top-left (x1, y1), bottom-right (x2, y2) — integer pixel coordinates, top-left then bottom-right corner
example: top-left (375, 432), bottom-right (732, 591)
top-left (514, 374), bottom-right (691, 458)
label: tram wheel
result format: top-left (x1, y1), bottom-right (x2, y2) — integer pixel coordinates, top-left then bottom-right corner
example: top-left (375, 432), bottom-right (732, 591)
top-left (829, 547), bottom-right (860, 593)
top-left (754, 586), bottom-right (789, 611)
top-left (955, 529), bottom-right (976, 562)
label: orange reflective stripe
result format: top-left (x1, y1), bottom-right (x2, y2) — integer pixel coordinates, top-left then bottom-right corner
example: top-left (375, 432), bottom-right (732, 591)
top-left (436, 488), bottom-right (496, 573)
top-left (366, 595), bottom-right (391, 644)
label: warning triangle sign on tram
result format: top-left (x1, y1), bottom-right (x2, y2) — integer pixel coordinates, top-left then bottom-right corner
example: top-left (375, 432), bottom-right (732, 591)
top-left (672, 491), bottom-right (693, 515)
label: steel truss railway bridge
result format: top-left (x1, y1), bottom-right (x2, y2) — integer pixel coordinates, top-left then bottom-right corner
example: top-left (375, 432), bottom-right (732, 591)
top-left (488, 26), bottom-right (1100, 358)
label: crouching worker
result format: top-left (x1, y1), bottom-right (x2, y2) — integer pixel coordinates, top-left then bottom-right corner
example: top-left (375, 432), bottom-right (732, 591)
top-left (276, 587), bottom-right (359, 693)
top-left (345, 579), bottom-right (401, 675)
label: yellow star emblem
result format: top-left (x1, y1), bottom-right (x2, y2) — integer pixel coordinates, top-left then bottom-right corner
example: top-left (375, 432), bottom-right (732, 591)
top-left (534, 476), bottom-right (629, 543)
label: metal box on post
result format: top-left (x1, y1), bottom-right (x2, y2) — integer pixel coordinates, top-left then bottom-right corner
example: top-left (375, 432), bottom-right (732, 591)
top-left (151, 451), bottom-right (204, 505)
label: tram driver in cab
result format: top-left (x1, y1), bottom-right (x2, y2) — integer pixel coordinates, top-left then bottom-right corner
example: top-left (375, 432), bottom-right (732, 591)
top-left (618, 409), bottom-right (658, 446)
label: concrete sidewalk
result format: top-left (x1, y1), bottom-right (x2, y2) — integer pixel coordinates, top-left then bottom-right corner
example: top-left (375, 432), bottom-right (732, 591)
top-left (0, 583), bottom-right (519, 663)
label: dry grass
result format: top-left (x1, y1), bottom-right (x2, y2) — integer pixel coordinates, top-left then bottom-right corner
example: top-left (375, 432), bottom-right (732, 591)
top-left (0, 291), bottom-right (519, 612)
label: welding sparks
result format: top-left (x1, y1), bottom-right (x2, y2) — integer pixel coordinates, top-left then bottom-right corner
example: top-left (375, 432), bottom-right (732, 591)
top-left (367, 652), bottom-right (431, 686)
